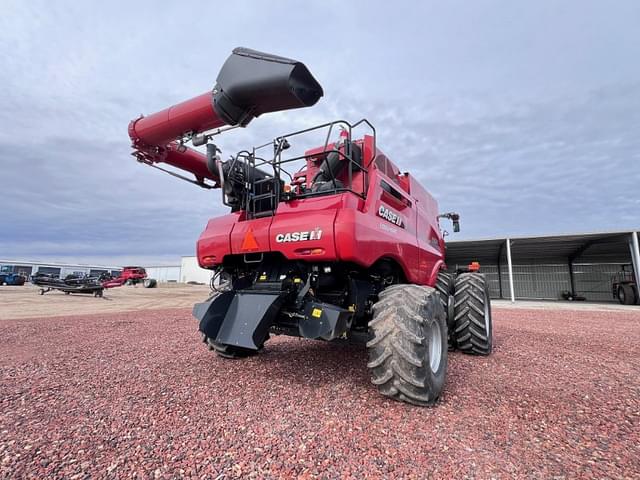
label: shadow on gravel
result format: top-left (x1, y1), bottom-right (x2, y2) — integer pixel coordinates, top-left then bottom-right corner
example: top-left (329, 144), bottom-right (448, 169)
top-left (255, 338), bottom-right (372, 390)
top-left (232, 337), bottom-right (481, 401)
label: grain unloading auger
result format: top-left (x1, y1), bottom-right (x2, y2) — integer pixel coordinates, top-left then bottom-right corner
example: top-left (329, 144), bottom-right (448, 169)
top-left (129, 47), bottom-right (493, 406)
top-left (129, 48), bottom-right (323, 188)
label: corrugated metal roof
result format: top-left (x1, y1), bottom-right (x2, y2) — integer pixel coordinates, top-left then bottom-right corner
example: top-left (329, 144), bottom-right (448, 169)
top-left (0, 259), bottom-right (121, 269)
top-left (445, 231), bottom-right (637, 263)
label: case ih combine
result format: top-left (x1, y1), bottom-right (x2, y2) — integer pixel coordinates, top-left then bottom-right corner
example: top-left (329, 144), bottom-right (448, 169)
top-left (128, 48), bottom-right (492, 406)
top-left (101, 266), bottom-right (157, 288)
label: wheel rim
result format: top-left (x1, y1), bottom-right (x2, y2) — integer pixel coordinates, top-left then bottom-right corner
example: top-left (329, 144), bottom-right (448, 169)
top-left (428, 320), bottom-right (442, 373)
top-left (484, 290), bottom-right (491, 334)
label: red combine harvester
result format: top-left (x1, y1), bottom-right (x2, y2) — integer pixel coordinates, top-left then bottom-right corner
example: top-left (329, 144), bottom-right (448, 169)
top-left (128, 48), bottom-right (492, 405)
top-left (102, 266), bottom-right (157, 289)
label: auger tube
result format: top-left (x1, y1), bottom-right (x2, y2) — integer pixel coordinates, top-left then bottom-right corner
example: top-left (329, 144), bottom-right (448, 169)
top-left (128, 47), bottom-right (323, 185)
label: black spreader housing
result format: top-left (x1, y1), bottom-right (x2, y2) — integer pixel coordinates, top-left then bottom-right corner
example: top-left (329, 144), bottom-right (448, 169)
top-left (213, 47), bottom-right (324, 127)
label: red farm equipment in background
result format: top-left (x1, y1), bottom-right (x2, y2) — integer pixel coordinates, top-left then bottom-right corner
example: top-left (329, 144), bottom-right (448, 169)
top-left (127, 47), bottom-right (493, 406)
top-left (101, 266), bottom-right (157, 289)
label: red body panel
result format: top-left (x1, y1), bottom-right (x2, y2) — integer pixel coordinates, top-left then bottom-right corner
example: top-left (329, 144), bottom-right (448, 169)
top-left (196, 143), bottom-right (445, 287)
top-left (197, 214), bottom-right (240, 268)
top-left (270, 196), bottom-right (341, 261)
top-left (230, 215), bottom-right (273, 255)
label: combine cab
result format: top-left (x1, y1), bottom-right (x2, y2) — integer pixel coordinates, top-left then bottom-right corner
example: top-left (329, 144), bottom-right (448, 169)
top-left (128, 48), bottom-right (493, 406)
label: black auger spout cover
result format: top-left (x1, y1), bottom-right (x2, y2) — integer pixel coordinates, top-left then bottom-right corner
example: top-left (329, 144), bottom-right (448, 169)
top-left (213, 47), bottom-right (324, 127)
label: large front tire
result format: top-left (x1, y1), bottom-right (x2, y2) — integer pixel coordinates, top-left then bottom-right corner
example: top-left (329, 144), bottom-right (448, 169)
top-left (367, 284), bottom-right (448, 406)
top-left (453, 273), bottom-right (493, 355)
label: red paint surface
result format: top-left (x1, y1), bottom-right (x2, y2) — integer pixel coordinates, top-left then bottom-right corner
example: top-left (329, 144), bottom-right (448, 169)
top-left (197, 136), bottom-right (445, 285)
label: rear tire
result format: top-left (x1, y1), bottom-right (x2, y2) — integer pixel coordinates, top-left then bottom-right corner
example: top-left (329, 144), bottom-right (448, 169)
top-left (435, 270), bottom-right (455, 349)
top-left (618, 284), bottom-right (637, 305)
top-left (367, 284), bottom-right (448, 406)
top-left (143, 278), bottom-right (157, 288)
top-left (453, 273), bottom-right (492, 355)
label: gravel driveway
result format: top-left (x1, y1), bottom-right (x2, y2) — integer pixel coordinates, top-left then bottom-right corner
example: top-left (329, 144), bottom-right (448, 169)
top-left (1, 307), bottom-right (639, 478)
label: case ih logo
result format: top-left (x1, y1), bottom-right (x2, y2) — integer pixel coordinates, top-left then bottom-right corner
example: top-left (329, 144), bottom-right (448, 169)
top-left (275, 228), bottom-right (323, 243)
top-left (378, 206), bottom-right (404, 228)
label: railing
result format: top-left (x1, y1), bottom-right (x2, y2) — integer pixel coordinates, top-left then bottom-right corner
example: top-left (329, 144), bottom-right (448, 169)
top-left (230, 119), bottom-right (376, 219)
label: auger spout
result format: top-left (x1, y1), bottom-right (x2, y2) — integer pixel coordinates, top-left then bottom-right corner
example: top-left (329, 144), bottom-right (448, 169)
top-left (128, 47), bottom-right (323, 186)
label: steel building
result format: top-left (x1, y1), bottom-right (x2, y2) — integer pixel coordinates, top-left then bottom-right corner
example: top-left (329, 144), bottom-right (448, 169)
top-left (1, 258), bottom-right (215, 285)
top-left (0, 260), bottom-right (121, 279)
top-left (180, 256), bottom-right (215, 285)
top-left (445, 230), bottom-right (640, 303)
top-left (144, 265), bottom-right (181, 283)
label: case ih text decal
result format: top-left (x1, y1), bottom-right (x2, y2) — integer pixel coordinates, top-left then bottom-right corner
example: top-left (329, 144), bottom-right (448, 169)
top-left (378, 205), bottom-right (405, 228)
top-left (275, 227), bottom-right (323, 243)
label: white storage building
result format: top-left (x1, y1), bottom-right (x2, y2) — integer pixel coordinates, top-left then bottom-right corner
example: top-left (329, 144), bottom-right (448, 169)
top-left (144, 265), bottom-right (181, 283)
top-left (180, 256), bottom-right (215, 285)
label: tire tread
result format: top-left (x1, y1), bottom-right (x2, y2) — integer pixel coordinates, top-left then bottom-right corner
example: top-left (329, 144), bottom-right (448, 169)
top-left (452, 273), bottom-right (492, 356)
top-left (367, 284), bottom-right (447, 406)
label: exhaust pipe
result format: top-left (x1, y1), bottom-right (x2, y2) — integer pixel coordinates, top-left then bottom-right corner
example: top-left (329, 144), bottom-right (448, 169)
top-left (129, 48), bottom-right (323, 184)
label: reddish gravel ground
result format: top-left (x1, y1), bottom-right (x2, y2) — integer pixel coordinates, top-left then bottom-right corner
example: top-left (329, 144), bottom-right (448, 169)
top-left (1, 307), bottom-right (639, 479)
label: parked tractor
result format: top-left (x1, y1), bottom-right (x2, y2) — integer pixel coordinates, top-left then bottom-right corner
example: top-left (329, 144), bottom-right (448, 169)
top-left (612, 264), bottom-right (638, 305)
top-left (0, 272), bottom-right (26, 286)
top-left (128, 48), bottom-right (493, 405)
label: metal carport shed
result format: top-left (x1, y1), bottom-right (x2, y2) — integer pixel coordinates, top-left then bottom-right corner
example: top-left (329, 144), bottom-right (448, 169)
top-left (445, 230), bottom-right (640, 304)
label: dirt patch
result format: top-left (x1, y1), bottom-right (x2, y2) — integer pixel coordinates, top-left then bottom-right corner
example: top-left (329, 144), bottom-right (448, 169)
top-left (0, 283), bottom-right (211, 320)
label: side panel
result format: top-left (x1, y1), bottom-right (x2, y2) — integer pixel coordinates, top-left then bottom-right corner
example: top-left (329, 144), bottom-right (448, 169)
top-left (334, 170), bottom-right (428, 284)
top-left (197, 212), bottom-right (240, 267)
top-left (230, 216), bottom-right (273, 255)
top-left (412, 176), bottom-right (445, 285)
top-left (269, 195), bottom-right (343, 261)
top-left (416, 208), bottom-right (446, 286)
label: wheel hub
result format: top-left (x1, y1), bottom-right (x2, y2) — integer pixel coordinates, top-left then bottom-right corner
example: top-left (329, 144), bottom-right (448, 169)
top-left (428, 321), bottom-right (442, 373)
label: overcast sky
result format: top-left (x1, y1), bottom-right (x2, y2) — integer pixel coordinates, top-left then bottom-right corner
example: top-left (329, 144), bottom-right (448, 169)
top-left (1, 1), bottom-right (638, 266)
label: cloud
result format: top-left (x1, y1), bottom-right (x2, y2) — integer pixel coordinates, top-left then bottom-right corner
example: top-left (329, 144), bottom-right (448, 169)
top-left (0, 1), bottom-right (639, 264)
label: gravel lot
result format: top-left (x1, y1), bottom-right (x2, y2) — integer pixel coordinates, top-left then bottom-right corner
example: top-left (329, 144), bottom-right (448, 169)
top-left (1, 303), bottom-right (639, 478)
top-left (0, 284), bottom-right (211, 320)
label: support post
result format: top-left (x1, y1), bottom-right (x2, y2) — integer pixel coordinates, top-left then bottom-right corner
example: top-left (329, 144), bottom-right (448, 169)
top-left (497, 241), bottom-right (504, 299)
top-left (506, 238), bottom-right (515, 303)
top-left (568, 259), bottom-right (576, 296)
top-left (631, 232), bottom-right (640, 292)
